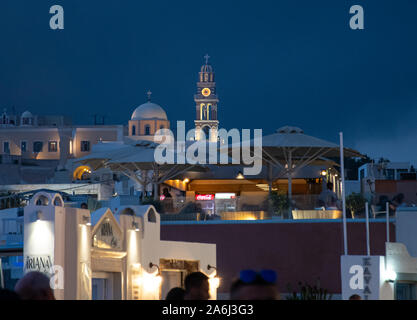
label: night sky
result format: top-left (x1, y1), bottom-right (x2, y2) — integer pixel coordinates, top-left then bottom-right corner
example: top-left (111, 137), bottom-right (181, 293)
top-left (1, 1), bottom-right (417, 163)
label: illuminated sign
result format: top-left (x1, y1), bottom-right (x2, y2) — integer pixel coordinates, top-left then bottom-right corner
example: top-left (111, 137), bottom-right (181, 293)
top-left (24, 255), bottom-right (53, 274)
top-left (195, 194), bottom-right (215, 201)
top-left (215, 193), bottom-right (236, 200)
top-left (340, 255), bottom-right (384, 300)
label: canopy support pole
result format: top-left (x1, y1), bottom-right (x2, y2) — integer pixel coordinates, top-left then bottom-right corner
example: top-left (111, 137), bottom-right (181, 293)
top-left (340, 132), bottom-right (348, 256)
top-left (288, 150), bottom-right (293, 219)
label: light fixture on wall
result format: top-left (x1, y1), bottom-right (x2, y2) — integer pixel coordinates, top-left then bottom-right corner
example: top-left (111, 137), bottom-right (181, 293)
top-left (207, 265), bottom-right (220, 291)
top-left (132, 221), bottom-right (140, 232)
top-left (149, 262), bottom-right (161, 275)
top-left (385, 269), bottom-right (397, 283)
top-left (321, 170), bottom-right (327, 176)
top-left (207, 264), bottom-right (217, 271)
top-left (82, 216), bottom-right (91, 226)
top-left (31, 210), bottom-right (44, 222)
top-left (183, 178), bottom-right (190, 183)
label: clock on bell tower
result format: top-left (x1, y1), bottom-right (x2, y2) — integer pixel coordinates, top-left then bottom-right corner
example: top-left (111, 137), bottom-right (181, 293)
top-left (194, 54), bottom-right (219, 142)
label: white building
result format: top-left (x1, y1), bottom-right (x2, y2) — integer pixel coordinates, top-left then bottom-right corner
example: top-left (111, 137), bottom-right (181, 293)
top-left (23, 191), bottom-right (217, 300)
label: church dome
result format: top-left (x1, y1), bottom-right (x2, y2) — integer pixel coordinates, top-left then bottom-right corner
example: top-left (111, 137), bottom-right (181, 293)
top-left (131, 102), bottom-right (168, 121)
top-left (21, 110), bottom-right (33, 118)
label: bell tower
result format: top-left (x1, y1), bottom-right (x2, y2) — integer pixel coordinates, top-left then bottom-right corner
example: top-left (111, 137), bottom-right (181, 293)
top-left (194, 54), bottom-right (219, 142)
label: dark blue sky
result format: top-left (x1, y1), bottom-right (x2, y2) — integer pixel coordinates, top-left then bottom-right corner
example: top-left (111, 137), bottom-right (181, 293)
top-left (1, 1), bottom-right (417, 163)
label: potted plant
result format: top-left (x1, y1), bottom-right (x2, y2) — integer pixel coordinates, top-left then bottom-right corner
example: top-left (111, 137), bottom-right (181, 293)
top-left (346, 192), bottom-right (366, 218)
top-left (286, 279), bottom-right (332, 300)
top-left (268, 191), bottom-right (290, 217)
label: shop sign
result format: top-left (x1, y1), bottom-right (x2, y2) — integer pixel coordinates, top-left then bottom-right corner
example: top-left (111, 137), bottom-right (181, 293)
top-left (341, 255), bottom-right (384, 300)
top-left (93, 218), bottom-right (123, 250)
top-left (24, 255), bottom-right (53, 274)
top-left (215, 193), bottom-right (236, 199)
top-left (195, 194), bottom-right (215, 201)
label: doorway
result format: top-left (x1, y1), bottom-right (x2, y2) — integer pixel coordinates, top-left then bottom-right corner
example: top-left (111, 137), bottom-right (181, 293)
top-left (92, 272), bottom-right (122, 300)
top-left (161, 270), bottom-right (185, 300)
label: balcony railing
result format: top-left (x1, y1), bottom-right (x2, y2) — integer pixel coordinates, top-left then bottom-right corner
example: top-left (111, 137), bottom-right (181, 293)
top-left (158, 194), bottom-right (345, 222)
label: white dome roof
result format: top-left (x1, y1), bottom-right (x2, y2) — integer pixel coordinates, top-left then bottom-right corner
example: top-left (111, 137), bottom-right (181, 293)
top-left (276, 126), bottom-right (304, 134)
top-left (131, 102), bottom-right (168, 121)
top-left (21, 110), bottom-right (33, 118)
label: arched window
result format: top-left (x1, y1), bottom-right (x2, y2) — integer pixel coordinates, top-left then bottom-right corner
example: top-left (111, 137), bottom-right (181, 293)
top-left (148, 208), bottom-right (156, 223)
top-left (35, 195), bottom-right (49, 206)
top-left (120, 207), bottom-right (135, 216)
top-left (145, 125), bottom-right (151, 136)
top-left (53, 196), bottom-right (63, 207)
top-left (132, 125), bottom-right (136, 136)
top-left (202, 126), bottom-right (210, 140)
top-left (206, 104), bottom-right (211, 120)
top-left (200, 104), bottom-right (205, 120)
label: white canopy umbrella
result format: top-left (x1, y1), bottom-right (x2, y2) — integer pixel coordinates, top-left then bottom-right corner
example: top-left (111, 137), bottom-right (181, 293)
top-left (78, 140), bottom-right (208, 200)
top-left (226, 126), bottom-right (362, 216)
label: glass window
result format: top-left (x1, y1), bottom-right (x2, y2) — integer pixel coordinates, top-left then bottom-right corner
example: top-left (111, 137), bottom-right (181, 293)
top-left (21, 141), bottom-right (27, 152)
top-left (396, 283), bottom-right (417, 300)
top-left (386, 169), bottom-right (395, 180)
top-left (48, 141), bottom-right (58, 152)
top-left (3, 141), bottom-right (10, 154)
top-left (145, 125), bottom-right (151, 136)
top-left (0, 255), bottom-right (24, 291)
top-left (33, 141), bottom-right (43, 153)
top-left (81, 141), bottom-right (90, 152)
top-left (132, 125), bottom-right (136, 136)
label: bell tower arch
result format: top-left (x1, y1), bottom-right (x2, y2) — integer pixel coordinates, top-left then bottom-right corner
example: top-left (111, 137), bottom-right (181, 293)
top-left (194, 54), bottom-right (219, 142)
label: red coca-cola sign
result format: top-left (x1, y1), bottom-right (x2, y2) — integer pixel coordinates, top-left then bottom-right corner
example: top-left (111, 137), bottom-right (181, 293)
top-left (195, 194), bottom-right (215, 201)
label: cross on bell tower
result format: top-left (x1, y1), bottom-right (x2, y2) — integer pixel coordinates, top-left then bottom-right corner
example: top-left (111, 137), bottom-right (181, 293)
top-left (194, 54), bottom-right (219, 142)
top-left (204, 54), bottom-right (210, 65)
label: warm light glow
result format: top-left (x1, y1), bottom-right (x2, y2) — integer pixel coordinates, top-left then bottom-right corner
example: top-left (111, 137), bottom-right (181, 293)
top-left (321, 170), bottom-right (327, 176)
top-left (202, 88), bottom-right (211, 97)
top-left (73, 165), bottom-right (92, 180)
top-left (141, 271), bottom-right (162, 293)
top-left (128, 232), bottom-right (138, 257)
top-left (183, 178), bottom-right (190, 183)
top-left (221, 211), bottom-right (266, 221)
top-left (385, 268), bottom-right (397, 282)
top-left (236, 172), bottom-right (244, 180)
top-left (209, 277), bottom-right (220, 290)
top-left (27, 220), bottom-right (54, 254)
